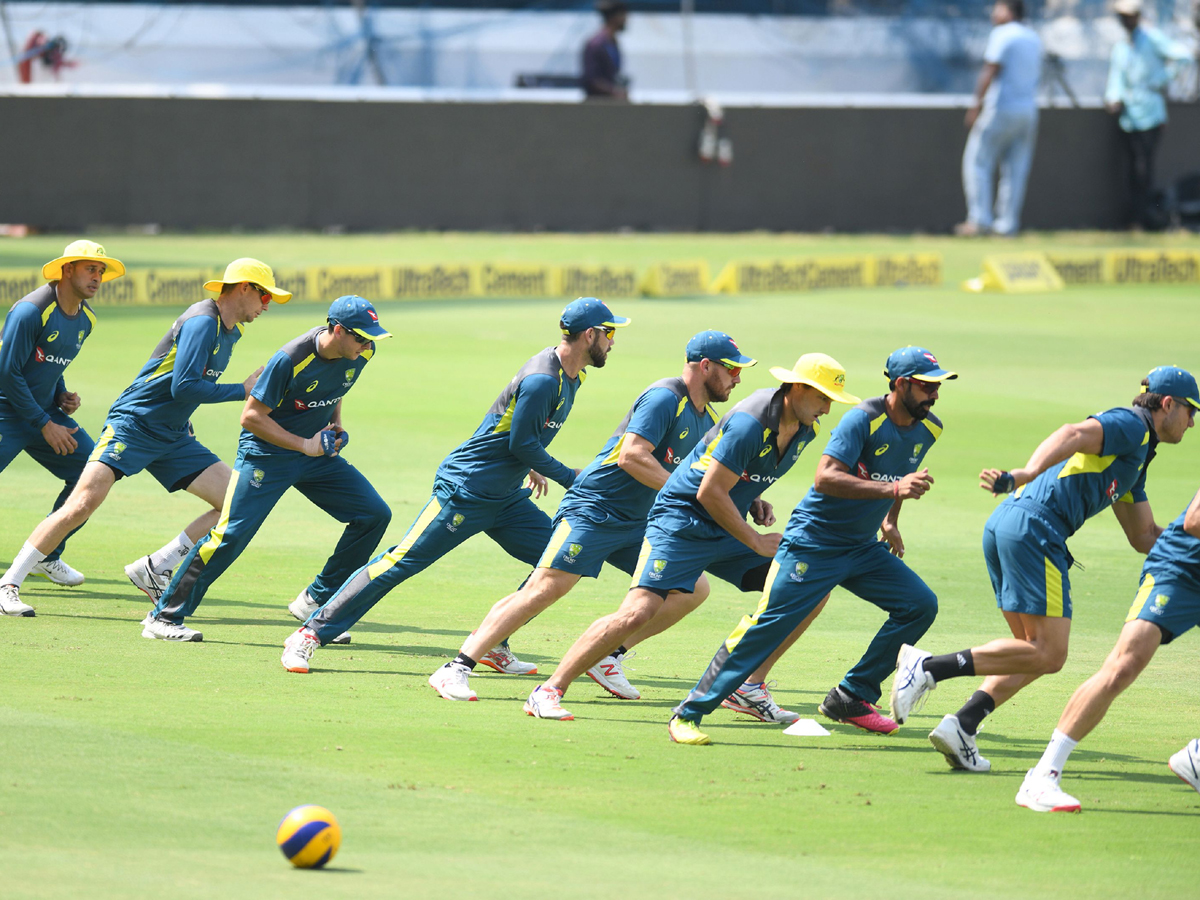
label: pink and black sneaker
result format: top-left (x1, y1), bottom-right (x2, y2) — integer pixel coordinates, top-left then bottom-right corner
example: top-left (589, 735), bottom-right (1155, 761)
top-left (818, 685), bottom-right (899, 735)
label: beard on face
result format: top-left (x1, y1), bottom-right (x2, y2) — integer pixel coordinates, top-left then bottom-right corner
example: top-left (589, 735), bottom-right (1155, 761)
top-left (704, 367), bottom-right (732, 402)
top-left (587, 335), bottom-right (609, 368)
top-left (901, 384), bottom-right (934, 420)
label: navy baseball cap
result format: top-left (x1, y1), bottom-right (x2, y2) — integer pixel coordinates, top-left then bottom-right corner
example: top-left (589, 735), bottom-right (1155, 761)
top-left (884, 346), bottom-right (958, 382)
top-left (559, 297), bottom-right (631, 335)
top-left (1145, 365), bottom-right (1200, 409)
top-left (327, 295), bottom-right (391, 340)
top-left (685, 330), bottom-right (757, 367)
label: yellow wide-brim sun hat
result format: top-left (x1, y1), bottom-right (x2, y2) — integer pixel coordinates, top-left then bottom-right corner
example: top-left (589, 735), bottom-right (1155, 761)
top-left (203, 258), bottom-right (292, 303)
top-left (42, 240), bottom-right (126, 282)
top-left (770, 352), bottom-right (860, 405)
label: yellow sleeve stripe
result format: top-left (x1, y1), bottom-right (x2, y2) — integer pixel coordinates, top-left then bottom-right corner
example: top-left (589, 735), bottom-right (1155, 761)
top-left (868, 413), bottom-right (888, 436)
top-left (602, 432), bottom-right (627, 466)
top-left (82, 306), bottom-right (97, 329)
top-left (41, 303), bottom-right (56, 326)
top-left (494, 395), bottom-right (518, 435)
top-left (925, 420), bottom-right (943, 440)
top-left (1057, 452), bottom-right (1117, 478)
top-left (145, 345), bottom-right (178, 383)
top-left (676, 397), bottom-right (688, 417)
top-left (360, 347), bottom-right (374, 361)
top-left (690, 430), bottom-right (724, 472)
top-left (292, 354), bottom-right (315, 380)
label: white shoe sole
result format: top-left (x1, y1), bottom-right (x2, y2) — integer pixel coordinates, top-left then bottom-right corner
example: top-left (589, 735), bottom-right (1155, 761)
top-left (30, 568), bottom-right (84, 586)
top-left (1016, 788), bottom-right (1081, 813)
top-left (586, 669), bottom-right (640, 700)
top-left (281, 658), bottom-right (310, 673)
top-left (428, 672), bottom-right (477, 701)
top-left (0, 606), bottom-right (35, 617)
top-left (141, 626), bottom-right (202, 642)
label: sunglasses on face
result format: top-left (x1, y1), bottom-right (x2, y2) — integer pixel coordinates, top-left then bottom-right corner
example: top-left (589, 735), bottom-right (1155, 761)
top-left (599, 326), bottom-right (616, 338)
top-left (721, 362), bottom-right (742, 377)
top-left (247, 282), bottom-right (272, 299)
top-left (342, 326), bottom-right (371, 345)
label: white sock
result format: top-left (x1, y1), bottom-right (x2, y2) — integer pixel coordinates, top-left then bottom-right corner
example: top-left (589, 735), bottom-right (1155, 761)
top-left (1033, 729), bottom-right (1079, 780)
top-left (2, 541), bottom-right (48, 587)
top-left (148, 531), bottom-right (195, 574)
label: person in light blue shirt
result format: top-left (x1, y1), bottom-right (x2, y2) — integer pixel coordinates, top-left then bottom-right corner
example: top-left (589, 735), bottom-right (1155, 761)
top-left (1105, 0), bottom-right (1194, 228)
top-left (959, 0), bottom-right (1043, 237)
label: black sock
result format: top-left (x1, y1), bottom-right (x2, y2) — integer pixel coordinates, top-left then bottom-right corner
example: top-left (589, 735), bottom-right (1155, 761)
top-left (452, 652), bottom-right (477, 671)
top-left (923, 650), bottom-right (975, 682)
top-left (954, 690), bottom-right (995, 735)
top-left (616, 645), bottom-right (629, 657)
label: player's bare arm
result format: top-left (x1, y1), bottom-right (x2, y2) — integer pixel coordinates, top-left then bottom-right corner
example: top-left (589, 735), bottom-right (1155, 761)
top-left (616, 432), bottom-right (672, 490)
top-left (696, 459), bottom-right (780, 557)
top-left (815, 455), bottom-right (933, 501)
top-left (1111, 499), bottom-right (1162, 553)
top-left (981, 416), bottom-right (1104, 492)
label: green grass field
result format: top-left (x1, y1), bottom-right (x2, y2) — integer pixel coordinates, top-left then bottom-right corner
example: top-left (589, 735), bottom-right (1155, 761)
top-left (1, 233), bottom-right (1198, 899)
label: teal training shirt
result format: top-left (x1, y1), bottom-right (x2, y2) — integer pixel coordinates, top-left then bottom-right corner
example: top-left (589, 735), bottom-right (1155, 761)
top-left (436, 347), bottom-right (580, 500)
top-left (1011, 406), bottom-right (1156, 537)
top-left (787, 396), bottom-right (942, 547)
top-left (1145, 504), bottom-right (1200, 588)
top-left (240, 325), bottom-right (373, 457)
top-left (650, 387), bottom-right (817, 538)
top-left (106, 299), bottom-right (245, 437)
top-left (0, 283), bottom-right (96, 428)
top-left (561, 377), bottom-right (717, 523)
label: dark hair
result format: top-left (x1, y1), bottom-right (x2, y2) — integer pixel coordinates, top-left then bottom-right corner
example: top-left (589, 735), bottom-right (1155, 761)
top-left (1133, 377), bottom-right (1165, 410)
top-left (888, 378), bottom-right (899, 392)
top-left (998, 0), bottom-right (1025, 20)
top-left (597, 0), bottom-right (628, 21)
top-left (220, 282), bottom-right (241, 296)
top-left (560, 320), bottom-right (589, 343)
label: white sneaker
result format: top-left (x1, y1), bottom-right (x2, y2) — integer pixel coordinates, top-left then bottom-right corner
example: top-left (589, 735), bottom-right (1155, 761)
top-left (281, 627), bottom-right (319, 673)
top-left (1016, 769), bottom-right (1081, 812)
top-left (1168, 739), bottom-right (1200, 794)
top-left (30, 558), bottom-right (84, 586)
top-left (125, 557), bottom-right (171, 602)
top-left (586, 651), bottom-right (640, 699)
top-left (890, 643), bottom-right (935, 724)
top-left (478, 643), bottom-right (538, 675)
top-left (928, 714), bottom-right (991, 772)
top-left (0, 584), bottom-right (35, 617)
top-left (720, 680), bottom-right (800, 725)
top-left (287, 588), bottom-right (350, 645)
top-left (428, 663), bottom-right (478, 701)
top-left (141, 615), bottom-right (202, 642)
top-left (523, 685), bottom-right (574, 720)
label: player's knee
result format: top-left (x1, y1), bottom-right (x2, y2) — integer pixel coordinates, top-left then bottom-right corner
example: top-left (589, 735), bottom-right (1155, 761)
top-left (906, 587), bottom-right (939, 625)
top-left (1040, 645), bottom-right (1068, 674)
top-left (61, 492), bottom-right (100, 525)
top-left (361, 499), bottom-right (391, 529)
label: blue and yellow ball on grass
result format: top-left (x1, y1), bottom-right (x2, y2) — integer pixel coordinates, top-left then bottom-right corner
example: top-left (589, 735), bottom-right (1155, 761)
top-left (276, 805), bottom-right (341, 869)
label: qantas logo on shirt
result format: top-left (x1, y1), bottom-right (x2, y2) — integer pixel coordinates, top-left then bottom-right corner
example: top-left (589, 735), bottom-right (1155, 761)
top-left (294, 397), bottom-right (340, 410)
top-left (205, 369), bottom-right (224, 378)
top-left (855, 462), bottom-right (901, 483)
top-left (544, 419), bottom-right (564, 429)
top-left (739, 471), bottom-right (781, 484)
top-left (35, 347), bottom-right (73, 366)
top-left (663, 448), bottom-right (683, 465)
top-left (1107, 477), bottom-right (1120, 504)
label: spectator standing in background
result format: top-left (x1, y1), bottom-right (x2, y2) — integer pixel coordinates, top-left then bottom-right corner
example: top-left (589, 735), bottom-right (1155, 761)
top-left (1105, 0), bottom-right (1194, 230)
top-left (582, 1), bottom-right (629, 101)
top-left (956, 0), bottom-right (1043, 237)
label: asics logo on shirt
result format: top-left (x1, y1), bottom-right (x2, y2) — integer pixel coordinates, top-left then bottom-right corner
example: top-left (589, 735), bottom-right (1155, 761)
top-left (875, 444), bottom-right (889, 456)
top-left (47, 331), bottom-right (59, 342)
top-left (758, 445), bottom-right (772, 457)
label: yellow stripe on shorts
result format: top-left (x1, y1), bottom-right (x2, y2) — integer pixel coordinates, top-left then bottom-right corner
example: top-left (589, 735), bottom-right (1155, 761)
top-left (199, 469), bottom-right (240, 566)
top-left (538, 519), bottom-right (573, 569)
top-left (629, 538), bottom-right (654, 588)
top-left (366, 496), bottom-right (443, 579)
top-left (1044, 557), bottom-right (1064, 618)
top-left (87, 424), bottom-right (116, 463)
top-left (724, 560), bottom-right (779, 652)
top-left (1126, 573), bottom-right (1155, 623)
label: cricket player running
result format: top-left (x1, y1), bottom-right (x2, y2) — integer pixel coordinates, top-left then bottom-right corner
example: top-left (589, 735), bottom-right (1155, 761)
top-left (668, 346), bottom-right (953, 744)
top-left (891, 366), bottom-right (1197, 773)
top-left (431, 330), bottom-right (791, 713)
top-left (280, 297), bottom-right (628, 673)
top-left (1014, 484), bottom-right (1200, 812)
top-left (0, 241), bottom-right (124, 614)
top-left (524, 352), bottom-right (858, 724)
top-left (141, 295), bottom-right (392, 641)
top-left (0, 258), bottom-right (281, 619)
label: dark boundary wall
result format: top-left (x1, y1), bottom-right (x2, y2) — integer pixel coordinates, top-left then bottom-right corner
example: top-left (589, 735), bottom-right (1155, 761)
top-left (3, 97), bottom-right (1197, 232)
